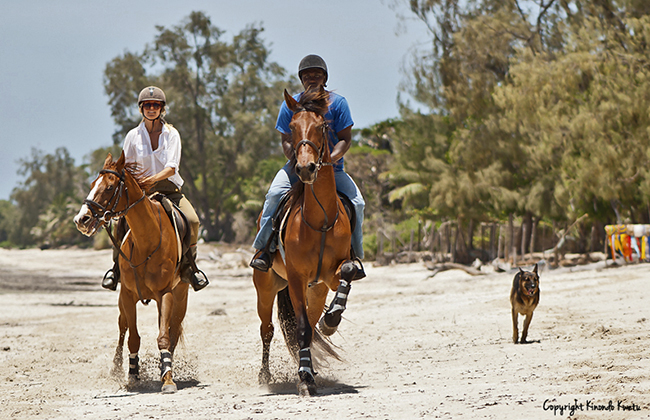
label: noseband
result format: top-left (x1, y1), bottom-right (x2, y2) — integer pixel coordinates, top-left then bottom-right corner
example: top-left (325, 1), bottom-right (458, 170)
top-left (84, 169), bottom-right (145, 224)
top-left (293, 118), bottom-right (333, 172)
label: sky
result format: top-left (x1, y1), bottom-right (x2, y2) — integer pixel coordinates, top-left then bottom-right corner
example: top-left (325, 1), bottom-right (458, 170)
top-left (0, 0), bottom-right (430, 201)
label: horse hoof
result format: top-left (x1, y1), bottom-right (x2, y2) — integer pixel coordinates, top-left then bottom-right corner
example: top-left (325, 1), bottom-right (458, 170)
top-left (161, 383), bottom-right (177, 393)
top-left (258, 368), bottom-right (272, 384)
top-left (297, 382), bottom-right (317, 396)
top-left (318, 316), bottom-right (338, 336)
top-left (323, 308), bottom-right (342, 329)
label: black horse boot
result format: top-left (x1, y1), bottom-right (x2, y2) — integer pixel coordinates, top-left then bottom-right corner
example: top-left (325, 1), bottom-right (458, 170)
top-left (181, 247), bottom-right (209, 291)
top-left (102, 261), bottom-right (119, 291)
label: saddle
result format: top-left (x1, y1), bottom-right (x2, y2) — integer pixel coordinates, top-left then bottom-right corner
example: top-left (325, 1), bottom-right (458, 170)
top-left (150, 193), bottom-right (191, 265)
top-left (273, 191), bottom-right (356, 248)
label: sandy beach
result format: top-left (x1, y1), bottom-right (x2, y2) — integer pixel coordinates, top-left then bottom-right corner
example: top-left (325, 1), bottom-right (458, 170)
top-left (0, 245), bottom-right (648, 419)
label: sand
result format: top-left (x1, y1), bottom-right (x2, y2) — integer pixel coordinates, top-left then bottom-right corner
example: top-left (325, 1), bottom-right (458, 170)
top-left (0, 245), bottom-right (648, 419)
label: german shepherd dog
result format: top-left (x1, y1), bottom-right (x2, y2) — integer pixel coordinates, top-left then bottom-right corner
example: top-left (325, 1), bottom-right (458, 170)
top-left (510, 264), bottom-right (540, 344)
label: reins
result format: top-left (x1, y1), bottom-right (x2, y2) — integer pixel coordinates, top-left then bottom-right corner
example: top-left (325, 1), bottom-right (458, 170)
top-left (294, 119), bottom-right (339, 287)
top-left (89, 167), bottom-right (161, 304)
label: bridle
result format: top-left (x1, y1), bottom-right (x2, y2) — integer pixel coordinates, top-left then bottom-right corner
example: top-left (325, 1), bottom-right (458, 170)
top-left (293, 117), bottom-right (334, 173)
top-left (84, 168), bottom-right (156, 304)
top-left (293, 115), bottom-right (340, 286)
top-left (83, 169), bottom-right (145, 225)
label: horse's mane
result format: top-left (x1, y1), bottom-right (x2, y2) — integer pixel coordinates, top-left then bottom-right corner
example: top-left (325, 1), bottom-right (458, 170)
top-left (296, 87), bottom-right (330, 116)
top-left (105, 159), bottom-right (154, 192)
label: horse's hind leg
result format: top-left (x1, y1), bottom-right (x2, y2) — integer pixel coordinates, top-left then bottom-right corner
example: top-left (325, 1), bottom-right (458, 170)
top-left (157, 292), bottom-right (177, 393)
top-left (169, 284), bottom-right (189, 354)
top-left (320, 260), bottom-right (355, 335)
top-left (253, 270), bottom-right (279, 384)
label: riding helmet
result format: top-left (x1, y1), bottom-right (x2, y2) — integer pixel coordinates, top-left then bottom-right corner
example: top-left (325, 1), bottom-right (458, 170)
top-left (138, 86), bottom-right (166, 105)
top-left (298, 55), bottom-right (328, 84)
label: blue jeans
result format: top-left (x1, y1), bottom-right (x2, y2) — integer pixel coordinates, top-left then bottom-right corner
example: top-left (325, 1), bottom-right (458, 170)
top-left (253, 162), bottom-right (365, 259)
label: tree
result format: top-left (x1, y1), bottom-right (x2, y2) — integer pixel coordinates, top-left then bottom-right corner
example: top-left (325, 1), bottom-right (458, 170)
top-left (10, 147), bottom-right (89, 247)
top-left (104, 11), bottom-right (298, 241)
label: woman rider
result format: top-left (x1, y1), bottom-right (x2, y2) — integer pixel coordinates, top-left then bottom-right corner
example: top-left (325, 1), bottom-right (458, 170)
top-left (102, 86), bottom-right (208, 292)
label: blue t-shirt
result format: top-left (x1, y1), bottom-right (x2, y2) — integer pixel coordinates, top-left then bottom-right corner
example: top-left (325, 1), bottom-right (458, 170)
top-left (276, 91), bottom-right (354, 172)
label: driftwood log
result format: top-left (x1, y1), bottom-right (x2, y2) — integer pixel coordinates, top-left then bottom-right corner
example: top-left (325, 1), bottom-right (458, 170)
top-left (424, 262), bottom-right (484, 279)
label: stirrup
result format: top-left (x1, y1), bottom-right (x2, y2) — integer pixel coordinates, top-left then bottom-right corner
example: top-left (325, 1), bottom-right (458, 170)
top-left (350, 250), bottom-right (366, 281)
top-left (102, 269), bottom-right (118, 291)
top-left (189, 270), bottom-right (209, 291)
top-left (250, 250), bottom-right (272, 272)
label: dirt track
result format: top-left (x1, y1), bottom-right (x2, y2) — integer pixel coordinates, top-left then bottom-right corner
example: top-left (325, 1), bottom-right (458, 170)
top-left (0, 246), bottom-right (649, 419)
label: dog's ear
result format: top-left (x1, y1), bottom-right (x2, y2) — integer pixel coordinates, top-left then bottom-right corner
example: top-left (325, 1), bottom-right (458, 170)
top-left (533, 263), bottom-right (538, 274)
top-left (519, 267), bottom-right (524, 273)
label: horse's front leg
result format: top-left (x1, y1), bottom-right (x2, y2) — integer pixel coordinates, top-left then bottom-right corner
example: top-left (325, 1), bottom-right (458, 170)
top-left (115, 289), bottom-right (140, 384)
top-left (320, 260), bottom-right (356, 335)
top-left (157, 291), bottom-right (177, 393)
top-left (288, 283), bottom-right (316, 396)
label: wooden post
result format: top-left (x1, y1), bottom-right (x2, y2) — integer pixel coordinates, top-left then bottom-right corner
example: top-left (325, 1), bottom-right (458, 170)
top-left (497, 224), bottom-right (504, 260)
top-left (479, 223), bottom-right (483, 258)
top-left (521, 222), bottom-right (527, 261)
top-left (489, 223), bottom-right (496, 260)
top-left (409, 229), bottom-right (414, 262)
top-left (529, 217), bottom-right (538, 258)
top-left (508, 213), bottom-right (514, 264)
top-left (451, 223), bottom-right (458, 263)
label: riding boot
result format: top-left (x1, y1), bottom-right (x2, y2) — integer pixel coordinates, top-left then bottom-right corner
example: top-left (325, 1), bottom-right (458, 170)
top-left (102, 261), bottom-right (119, 291)
top-left (350, 248), bottom-right (366, 280)
top-left (102, 217), bottom-right (126, 291)
top-left (250, 249), bottom-right (273, 272)
top-left (181, 247), bottom-right (209, 291)
top-left (250, 230), bottom-right (278, 272)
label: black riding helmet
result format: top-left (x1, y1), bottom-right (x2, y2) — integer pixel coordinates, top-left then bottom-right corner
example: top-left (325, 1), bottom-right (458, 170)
top-left (298, 55), bottom-right (328, 85)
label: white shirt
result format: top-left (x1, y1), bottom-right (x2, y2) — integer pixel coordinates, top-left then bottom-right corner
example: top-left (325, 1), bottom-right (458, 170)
top-left (122, 121), bottom-right (184, 188)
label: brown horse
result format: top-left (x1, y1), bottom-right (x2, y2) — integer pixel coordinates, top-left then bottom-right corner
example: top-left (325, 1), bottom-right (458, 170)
top-left (73, 151), bottom-right (188, 393)
top-left (253, 87), bottom-right (359, 396)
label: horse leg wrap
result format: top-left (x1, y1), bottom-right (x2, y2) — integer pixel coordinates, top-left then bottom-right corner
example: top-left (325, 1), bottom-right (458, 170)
top-left (297, 347), bottom-right (315, 382)
top-left (324, 279), bottom-right (351, 328)
top-left (128, 353), bottom-right (139, 378)
top-left (160, 350), bottom-right (172, 380)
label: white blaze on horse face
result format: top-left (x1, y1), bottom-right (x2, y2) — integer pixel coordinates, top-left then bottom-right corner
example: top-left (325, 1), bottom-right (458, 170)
top-left (73, 177), bottom-right (103, 233)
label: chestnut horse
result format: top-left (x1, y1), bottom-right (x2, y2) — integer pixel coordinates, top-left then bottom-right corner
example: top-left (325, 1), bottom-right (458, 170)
top-left (74, 151), bottom-right (188, 393)
top-left (253, 87), bottom-right (359, 396)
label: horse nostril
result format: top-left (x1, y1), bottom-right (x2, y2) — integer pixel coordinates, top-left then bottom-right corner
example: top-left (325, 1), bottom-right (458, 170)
top-left (308, 163), bottom-right (316, 173)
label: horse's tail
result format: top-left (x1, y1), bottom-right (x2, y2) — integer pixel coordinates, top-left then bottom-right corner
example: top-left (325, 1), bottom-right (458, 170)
top-left (276, 287), bottom-right (342, 367)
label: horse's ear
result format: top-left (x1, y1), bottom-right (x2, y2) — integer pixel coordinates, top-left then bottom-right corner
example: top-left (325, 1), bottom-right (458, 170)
top-left (103, 153), bottom-right (113, 168)
top-left (284, 89), bottom-right (299, 112)
top-left (116, 150), bottom-right (126, 170)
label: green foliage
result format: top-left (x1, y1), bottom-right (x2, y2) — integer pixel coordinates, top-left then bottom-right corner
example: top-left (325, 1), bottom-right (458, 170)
top-left (377, 1), bottom-right (650, 257)
top-left (8, 147), bottom-right (90, 247)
